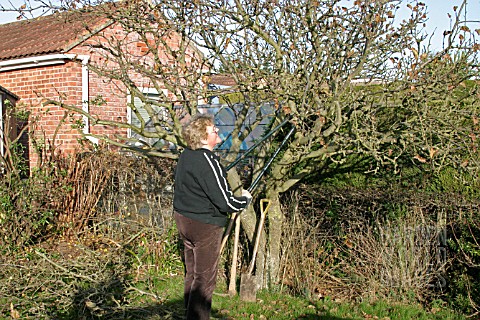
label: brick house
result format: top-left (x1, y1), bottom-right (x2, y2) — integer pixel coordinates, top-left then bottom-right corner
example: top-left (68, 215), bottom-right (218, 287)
top-left (0, 5), bottom-right (202, 167)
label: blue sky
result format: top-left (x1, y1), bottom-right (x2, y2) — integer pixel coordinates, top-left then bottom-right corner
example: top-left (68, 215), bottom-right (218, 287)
top-left (0, 0), bottom-right (479, 51)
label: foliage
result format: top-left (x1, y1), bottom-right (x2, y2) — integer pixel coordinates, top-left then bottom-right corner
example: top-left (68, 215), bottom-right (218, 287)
top-left (444, 210), bottom-right (480, 315)
top-left (0, 110), bottom-right (175, 252)
top-left (0, 245), bottom-right (465, 320)
top-left (0, 145), bottom-right (121, 252)
top-left (279, 182), bottom-right (479, 314)
top-left (0, 108), bottom-right (57, 251)
top-left (0, 100), bottom-right (29, 176)
top-left (0, 108), bottom-right (179, 317)
top-left (0, 226), bottom-right (181, 319)
top-left (1, 125), bottom-right (477, 318)
top-left (426, 166), bottom-right (480, 200)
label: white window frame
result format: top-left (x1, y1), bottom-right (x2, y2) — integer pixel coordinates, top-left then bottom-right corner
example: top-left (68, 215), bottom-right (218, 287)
top-left (126, 87), bottom-right (170, 146)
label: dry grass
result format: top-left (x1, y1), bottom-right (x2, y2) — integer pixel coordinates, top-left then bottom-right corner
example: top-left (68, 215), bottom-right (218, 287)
top-left (0, 220), bottom-right (181, 319)
top-left (1, 147), bottom-right (179, 318)
top-left (279, 186), bottom-right (461, 304)
top-left (343, 209), bottom-right (446, 301)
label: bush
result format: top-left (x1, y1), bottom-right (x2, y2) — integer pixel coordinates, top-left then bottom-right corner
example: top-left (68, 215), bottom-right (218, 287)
top-left (445, 208), bottom-right (480, 314)
top-left (1, 145), bottom-right (180, 318)
top-left (279, 183), bottom-right (479, 314)
top-left (0, 221), bottom-right (182, 319)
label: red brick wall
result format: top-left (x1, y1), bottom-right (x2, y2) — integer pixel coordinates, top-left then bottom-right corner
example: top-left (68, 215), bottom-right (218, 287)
top-left (1, 63), bottom-right (87, 166)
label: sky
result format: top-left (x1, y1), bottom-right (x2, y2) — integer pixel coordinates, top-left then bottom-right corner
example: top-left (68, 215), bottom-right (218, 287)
top-left (0, 0), bottom-right (479, 51)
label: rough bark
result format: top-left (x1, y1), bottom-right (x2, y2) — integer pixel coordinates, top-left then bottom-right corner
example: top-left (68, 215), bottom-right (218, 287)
top-left (264, 190), bottom-right (284, 287)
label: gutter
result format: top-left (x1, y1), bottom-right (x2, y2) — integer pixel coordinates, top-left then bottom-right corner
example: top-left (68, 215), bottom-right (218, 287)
top-left (0, 53), bottom-right (97, 144)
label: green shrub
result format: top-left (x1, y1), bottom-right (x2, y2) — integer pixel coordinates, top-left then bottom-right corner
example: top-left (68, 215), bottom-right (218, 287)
top-left (0, 174), bottom-right (57, 252)
top-left (280, 182), bottom-right (479, 315)
top-left (445, 213), bottom-right (480, 315)
top-left (427, 166), bottom-right (480, 200)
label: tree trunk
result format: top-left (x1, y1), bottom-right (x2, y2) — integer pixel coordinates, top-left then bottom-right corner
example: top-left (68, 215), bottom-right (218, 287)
top-left (264, 189), bottom-right (284, 287)
top-left (227, 170), bottom-right (284, 290)
top-left (239, 201), bottom-right (265, 290)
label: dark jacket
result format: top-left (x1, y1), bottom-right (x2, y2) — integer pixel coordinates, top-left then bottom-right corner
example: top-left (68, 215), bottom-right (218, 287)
top-left (173, 148), bottom-right (249, 227)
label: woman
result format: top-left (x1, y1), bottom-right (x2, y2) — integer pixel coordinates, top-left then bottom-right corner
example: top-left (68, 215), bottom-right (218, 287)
top-left (173, 113), bottom-right (252, 320)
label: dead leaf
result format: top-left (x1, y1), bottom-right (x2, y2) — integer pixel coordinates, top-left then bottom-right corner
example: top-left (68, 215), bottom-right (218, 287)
top-left (411, 48), bottom-right (419, 60)
top-left (429, 147), bottom-right (438, 158)
top-left (414, 154), bottom-right (427, 163)
top-left (10, 303), bottom-right (20, 319)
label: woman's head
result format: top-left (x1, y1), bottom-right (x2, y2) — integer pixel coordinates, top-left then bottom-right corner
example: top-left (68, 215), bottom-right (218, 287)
top-left (182, 113), bottom-right (221, 150)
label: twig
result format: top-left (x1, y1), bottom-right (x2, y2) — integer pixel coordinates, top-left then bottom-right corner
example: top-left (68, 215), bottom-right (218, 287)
top-left (35, 250), bottom-right (95, 282)
top-left (126, 286), bottom-right (163, 300)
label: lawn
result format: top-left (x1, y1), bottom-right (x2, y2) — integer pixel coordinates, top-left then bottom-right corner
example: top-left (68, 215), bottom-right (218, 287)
top-left (140, 273), bottom-right (465, 320)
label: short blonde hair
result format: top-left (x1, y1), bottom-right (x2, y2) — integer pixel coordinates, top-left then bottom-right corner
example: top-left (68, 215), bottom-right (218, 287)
top-left (182, 113), bottom-right (214, 150)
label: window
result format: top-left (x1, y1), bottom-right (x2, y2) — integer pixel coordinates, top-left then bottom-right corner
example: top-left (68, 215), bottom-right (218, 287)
top-left (127, 90), bottom-right (173, 150)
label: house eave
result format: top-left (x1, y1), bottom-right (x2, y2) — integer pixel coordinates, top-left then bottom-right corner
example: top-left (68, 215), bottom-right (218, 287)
top-left (0, 54), bottom-right (73, 72)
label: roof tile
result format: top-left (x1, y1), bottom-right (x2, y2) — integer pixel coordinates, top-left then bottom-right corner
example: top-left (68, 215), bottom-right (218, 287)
top-left (208, 74), bottom-right (237, 87)
top-left (0, 10), bottom-right (106, 61)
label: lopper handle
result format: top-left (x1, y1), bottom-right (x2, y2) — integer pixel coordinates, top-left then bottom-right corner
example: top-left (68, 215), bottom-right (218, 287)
top-left (247, 126), bottom-right (295, 193)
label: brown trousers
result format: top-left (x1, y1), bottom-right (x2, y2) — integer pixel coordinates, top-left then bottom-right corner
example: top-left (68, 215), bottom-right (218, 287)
top-left (174, 211), bottom-right (223, 320)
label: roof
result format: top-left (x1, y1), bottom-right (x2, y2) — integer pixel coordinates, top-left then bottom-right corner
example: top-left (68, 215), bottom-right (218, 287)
top-left (0, 85), bottom-right (18, 100)
top-left (208, 74), bottom-right (237, 87)
top-left (0, 9), bottom-right (110, 61)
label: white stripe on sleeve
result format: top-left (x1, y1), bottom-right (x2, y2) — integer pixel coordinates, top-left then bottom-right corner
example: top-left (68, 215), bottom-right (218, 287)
top-left (203, 153), bottom-right (246, 211)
